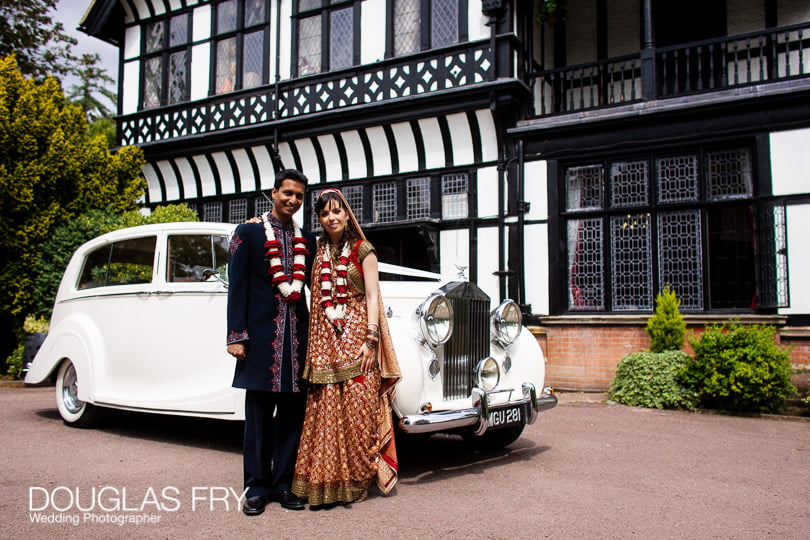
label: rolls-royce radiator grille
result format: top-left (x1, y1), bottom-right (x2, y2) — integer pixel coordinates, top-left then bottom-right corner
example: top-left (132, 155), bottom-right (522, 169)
top-left (442, 285), bottom-right (491, 400)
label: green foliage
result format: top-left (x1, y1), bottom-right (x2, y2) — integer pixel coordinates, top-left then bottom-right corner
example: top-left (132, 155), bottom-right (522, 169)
top-left (678, 323), bottom-right (796, 413)
top-left (609, 351), bottom-right (699, 410)
top-left (0, 55), bottom-right (146, 349)
top-left (5, 343), bottom-right (23, 377)
top-left (0, 1), bottom-right (77, 80)
top-left (66, 53), bottom-right (116, 122)
top-left (23, 314), bottom-right (49, 333)
top-left (536, 0), bottom-right (568, 24)
top-left (646, 284), bottom-right (686, 352)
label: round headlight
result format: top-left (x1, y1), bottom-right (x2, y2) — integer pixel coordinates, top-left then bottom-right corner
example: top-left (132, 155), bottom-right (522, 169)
top-left (417, 294), bottom-right (454, 346)
top-left (475, 357), bottom-right (500, 391)
top-left (492, 300), bottom-right (522, 346)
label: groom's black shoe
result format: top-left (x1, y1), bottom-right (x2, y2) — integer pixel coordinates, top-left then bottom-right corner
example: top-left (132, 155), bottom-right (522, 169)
top-left (242, 496), bottom-right (268, 516)
top-left (277, 491), bottom-right (306, 510)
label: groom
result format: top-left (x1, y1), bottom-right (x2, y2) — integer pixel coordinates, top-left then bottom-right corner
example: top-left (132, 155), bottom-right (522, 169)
top-left (226, 169), bottom-right (316, 515)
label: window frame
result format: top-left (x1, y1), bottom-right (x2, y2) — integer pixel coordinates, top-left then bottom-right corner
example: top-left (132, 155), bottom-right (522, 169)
top-left (385, 0), bottom-right (469, 59)
top-left (292, 0), bottom-right (362, 78)
top-left (211, 0), bottom-right (271, 95)
top-left (557, 143), bottom-right (787, 315)
top-left (139, 11), bottom-right (193, 110)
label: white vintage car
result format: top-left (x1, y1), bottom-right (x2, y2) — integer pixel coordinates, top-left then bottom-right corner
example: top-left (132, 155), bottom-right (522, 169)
top-left (25, 222), bottom-right (556, 447)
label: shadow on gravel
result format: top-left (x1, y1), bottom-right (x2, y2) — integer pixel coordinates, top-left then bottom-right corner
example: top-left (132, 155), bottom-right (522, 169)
top-left (397, 433), bottom-right (549, 484)
top-left (34, 407), bottom-right (243, 453)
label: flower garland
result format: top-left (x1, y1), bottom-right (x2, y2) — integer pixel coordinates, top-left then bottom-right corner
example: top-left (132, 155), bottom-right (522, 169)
top-left (262, 212), bottom-right (308, 303)
top-left (320, 241), bottom-right (351, 333)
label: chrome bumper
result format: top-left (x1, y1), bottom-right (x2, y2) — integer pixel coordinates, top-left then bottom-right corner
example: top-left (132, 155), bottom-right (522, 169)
top-left (398, 383), bottom-right (557, 435)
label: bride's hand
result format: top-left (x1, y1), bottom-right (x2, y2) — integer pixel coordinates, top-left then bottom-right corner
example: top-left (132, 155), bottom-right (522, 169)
top-left (359, 342), bottom-right (377, 372)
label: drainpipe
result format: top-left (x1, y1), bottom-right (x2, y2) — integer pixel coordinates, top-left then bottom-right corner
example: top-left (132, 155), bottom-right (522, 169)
top-left (271, 0), bottom-right (283, 172)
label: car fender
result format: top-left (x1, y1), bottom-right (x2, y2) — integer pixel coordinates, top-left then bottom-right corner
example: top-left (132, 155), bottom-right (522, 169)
top-left (24, 313), bottom-right (104, 403)
top-left (387, 313), bottom-right (433, 419)
top-left (494, 326), bottom-right (547, 391)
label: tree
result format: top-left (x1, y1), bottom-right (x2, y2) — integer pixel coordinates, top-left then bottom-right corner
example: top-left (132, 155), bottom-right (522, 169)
top-left (645, 284), bottom-right (686, 352)
top-left (0, 55), bottom-right (145, 364)
top-left (67, 53), bottom-right (116, 122)
top-left (0, 0), bottom-right (77, 80)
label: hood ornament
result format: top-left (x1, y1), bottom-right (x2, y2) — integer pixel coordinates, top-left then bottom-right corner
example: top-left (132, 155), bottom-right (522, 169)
top-left (455, 264), bottom-right (468, 281)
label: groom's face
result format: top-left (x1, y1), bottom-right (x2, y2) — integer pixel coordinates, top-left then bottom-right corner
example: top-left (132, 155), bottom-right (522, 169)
top-left (271, 179), bottom-right (305, 223)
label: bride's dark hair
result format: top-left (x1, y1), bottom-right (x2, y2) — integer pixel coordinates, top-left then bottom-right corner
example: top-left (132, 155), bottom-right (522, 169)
top-left (314, 190), bottom-right (361, 246)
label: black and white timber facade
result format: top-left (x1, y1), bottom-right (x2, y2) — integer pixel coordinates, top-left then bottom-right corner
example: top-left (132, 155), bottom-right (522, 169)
top-left (81, 0), bottom-right (810, 383)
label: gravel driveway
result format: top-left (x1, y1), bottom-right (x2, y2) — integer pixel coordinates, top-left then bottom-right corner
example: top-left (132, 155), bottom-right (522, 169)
top-left (2, 385), bottom-right (808, 538)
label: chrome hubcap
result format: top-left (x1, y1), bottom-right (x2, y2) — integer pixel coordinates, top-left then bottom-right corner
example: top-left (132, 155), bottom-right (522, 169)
top-left (61, 364), bottom-right (83, 414)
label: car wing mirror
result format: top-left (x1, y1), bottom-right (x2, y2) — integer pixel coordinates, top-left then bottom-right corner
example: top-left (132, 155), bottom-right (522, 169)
top-left (202, 269), bottom-right (228, 288)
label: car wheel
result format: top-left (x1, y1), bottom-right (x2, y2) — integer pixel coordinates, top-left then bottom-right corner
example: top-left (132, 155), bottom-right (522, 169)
top-left (463, 424), bottom-right (525, 449)
top-left (55, 361), bottom-right (102, 428)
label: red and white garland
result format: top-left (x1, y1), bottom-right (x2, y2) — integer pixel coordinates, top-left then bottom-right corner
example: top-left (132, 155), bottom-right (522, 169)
top-left (262, 213), bottom-right (308, 303)
top-left (320, 241), bottom-right (351, 333)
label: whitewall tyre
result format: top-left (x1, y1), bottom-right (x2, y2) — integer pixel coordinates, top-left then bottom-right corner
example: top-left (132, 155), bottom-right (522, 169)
top-left (55, 360), bottom-right (102, 428)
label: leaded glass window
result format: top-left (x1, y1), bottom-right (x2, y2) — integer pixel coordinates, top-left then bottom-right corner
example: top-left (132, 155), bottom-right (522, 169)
top-left (373, 183), bottom-right (398, 223)
top-left (295, 1), bottom-right (358, 76)
top-left (611, 213), bottom-right (653, 311)
top-left (214, 0), bottom-right (269, 95)
top-left (255, 196), bottom-right (272, 217)
top-left (229, 199), bottom-right (248, 224)
top-left (561, 144), bottom-right (785, 313)
top-left (406, 177), bottom-right (431, 220)
top-left (204, 202), bottom-right (223, 222)
top-left (344, 185), bottom-right (364, 222)
top-left (656, 155), bottom-right (699, 203)
top-left (391, 0), bottom-right (462, 57)
top-left (442, 173), bottom-right (468, 219)
top-left (140, 12), bottom-right (190, 109)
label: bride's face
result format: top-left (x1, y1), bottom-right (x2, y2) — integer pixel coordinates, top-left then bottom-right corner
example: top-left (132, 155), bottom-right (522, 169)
top-left (319, 199), bottom-right (349, 241)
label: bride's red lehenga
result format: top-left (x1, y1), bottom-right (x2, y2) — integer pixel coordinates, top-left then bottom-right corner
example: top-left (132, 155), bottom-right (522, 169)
top-left (291, 239), bottom-right (400, 506)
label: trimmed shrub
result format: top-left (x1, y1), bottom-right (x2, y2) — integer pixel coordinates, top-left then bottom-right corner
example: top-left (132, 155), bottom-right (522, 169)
top-left (678, 322), bottom-right (795, 413)
top-left (609, 351), bottom-right (699, 410)
top-left (646, 284), bottom-right (685, 352)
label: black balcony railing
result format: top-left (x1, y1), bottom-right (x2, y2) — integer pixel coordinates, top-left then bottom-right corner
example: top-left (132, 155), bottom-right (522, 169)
top-left (529, 21), bottom-right (810, 118)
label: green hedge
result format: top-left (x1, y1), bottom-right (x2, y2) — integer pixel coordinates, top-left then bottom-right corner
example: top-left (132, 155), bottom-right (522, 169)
top-left (609, 351), bottom-right (699, 410)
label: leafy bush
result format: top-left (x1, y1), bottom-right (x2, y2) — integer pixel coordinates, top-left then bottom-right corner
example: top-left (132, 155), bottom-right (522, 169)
top-left (678, 323), bottom-right (795, 413)
top-left (5, 343), bottom-right (23, 378)
top-left (646, 284), bottom-right (685, 352)
top-left (609, 351), bottom-right (699, 410)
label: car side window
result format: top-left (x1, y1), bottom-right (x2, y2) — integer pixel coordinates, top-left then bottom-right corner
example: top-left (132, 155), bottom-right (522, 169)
top-left (166, 235), bottom-right (229, 283)
top-left (78, 237), bottom-right (157, 289)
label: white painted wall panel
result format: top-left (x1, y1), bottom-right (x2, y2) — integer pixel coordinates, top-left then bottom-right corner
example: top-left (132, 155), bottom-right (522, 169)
top-left (279, 0), bottom-right (293, 81)
top-left (342, 130), bottom-right (367, 180)
top-left (476, 226), bottom-right (501, 303)
top-left (156, 160), bottom-right (180, 201)
top-left (124, 26), bottom-right (140, 60)
top-left (122, 61), bottom-right (140, 115)
top-left (142, 163), bottom-right (162, 202)
top-left (212, 152), bottom-right (236, 195)
top-left (277, 142), bottom-right (296, 174)
top-left (250, 145), bottom-right (275, 191)
top-left (524, 160), bottom-right (548, 221)
top-left (469, 6), bottom-right (489, 42)
top-left (169, 0), bottom-right (183, 11)
top-left (781, 204), bottom-right (810, 314)
top-left (193, 4), bottom-right (212, 42)
top-left (232, 148), bottom-right (256, 193)
top-left (152, 0), bottom-right (166, 16)
top-left (193, 155), bottom-right (216, 197)
top-left (191, 43), bottom-right (211, 101)
top-left (317, 134), bottom-right (343, 182)
top-left (361, 0), bottom-right (385, 64)
top-left (294, 138), bottom-right (321, 183)
top-left (175, 157), bottom-right (198, 199)
top-left (477, 166), bottom-right (499, 218)
top-left (440, 229), bottom-right (470, 279)
top-left (391, 121), bottom-right (418, 173)
top-left (771, 128), bottom-right (810, 196)
top-left (366, 126), bottom-right (392, 176)
top-left (132, 0), bottom-right (150, 20)
top-left (475, 109), bottom-right (498, 162)
top-left (524, 223), bottom-right (549, 315)
top-left (447, 112), bottom-right (474, 165)
top-left (418, 117), bottom-right (445, 170)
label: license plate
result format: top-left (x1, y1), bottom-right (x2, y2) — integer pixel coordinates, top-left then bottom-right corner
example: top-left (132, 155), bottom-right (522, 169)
top-left (488, 405), bottom-right (523, 428)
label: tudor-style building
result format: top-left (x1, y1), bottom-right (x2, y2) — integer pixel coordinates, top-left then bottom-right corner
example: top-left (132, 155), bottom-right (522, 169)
top-left (80, 0), bottom-right (810, 390)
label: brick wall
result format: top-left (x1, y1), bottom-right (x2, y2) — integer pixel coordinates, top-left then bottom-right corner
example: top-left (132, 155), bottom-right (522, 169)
top-left (530, 317), bottom-right (810, 391)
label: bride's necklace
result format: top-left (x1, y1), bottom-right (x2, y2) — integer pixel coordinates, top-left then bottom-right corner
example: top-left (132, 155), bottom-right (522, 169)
top-left (320, 240), bottom-right (351, 333)
top-left (262, 213), bottom-right (308, 302)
